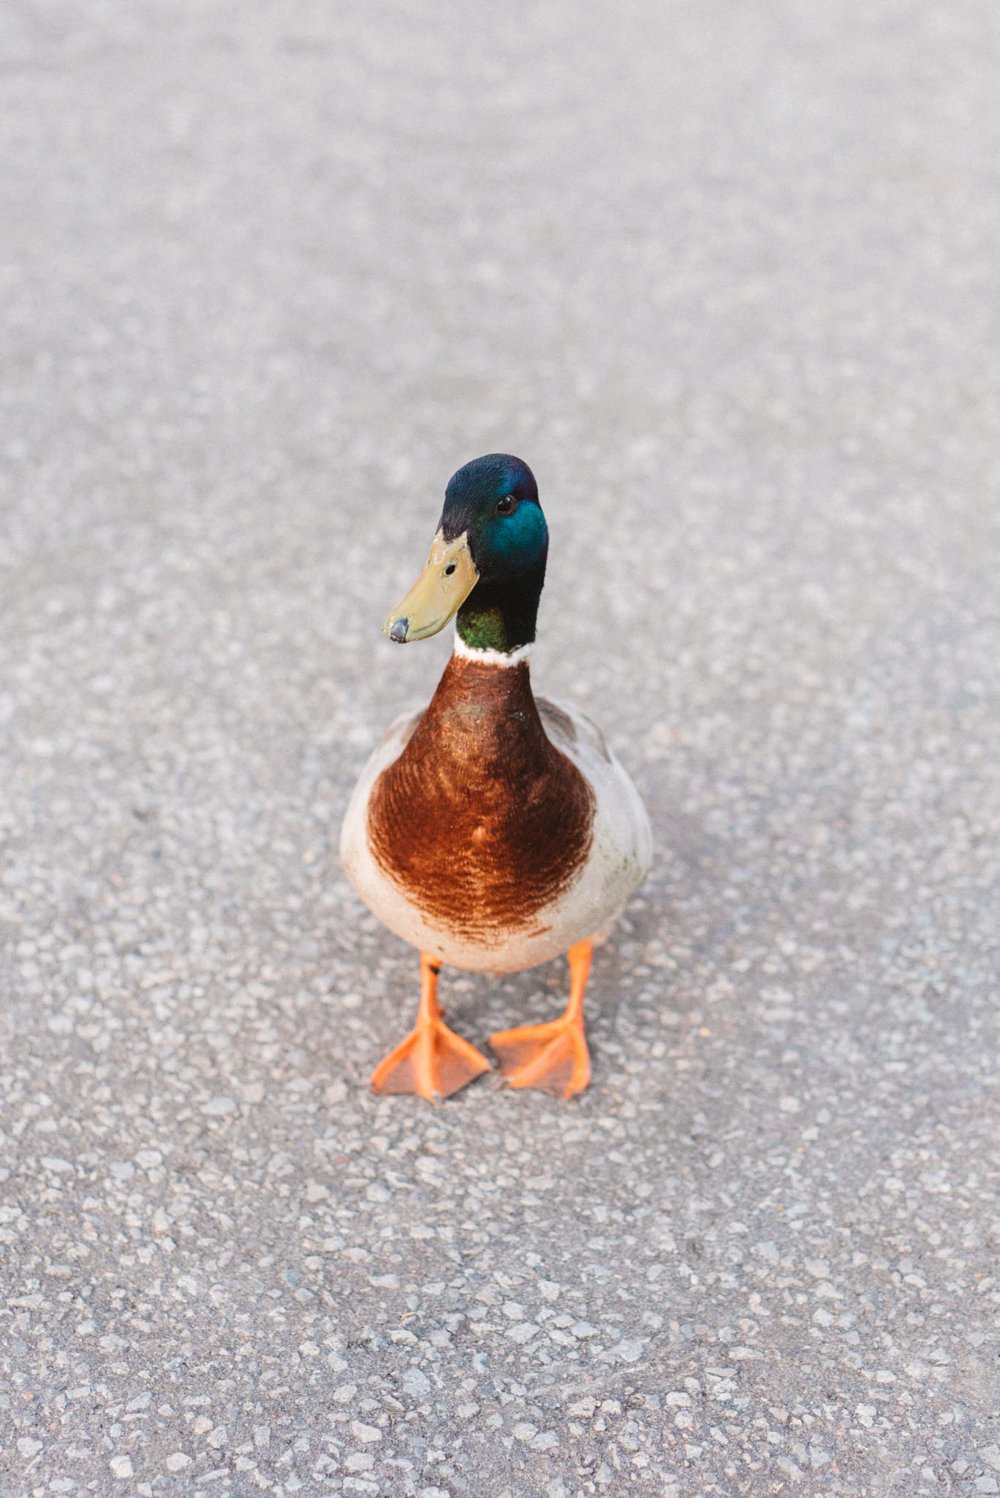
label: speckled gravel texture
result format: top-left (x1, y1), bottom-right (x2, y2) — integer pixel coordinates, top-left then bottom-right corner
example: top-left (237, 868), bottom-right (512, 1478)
top-left (2, 1), bottom-right (999, 1495)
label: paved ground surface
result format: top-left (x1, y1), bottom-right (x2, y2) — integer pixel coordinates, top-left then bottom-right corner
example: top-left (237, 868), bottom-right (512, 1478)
top-left (2, 1), bottom-right (999, 1494)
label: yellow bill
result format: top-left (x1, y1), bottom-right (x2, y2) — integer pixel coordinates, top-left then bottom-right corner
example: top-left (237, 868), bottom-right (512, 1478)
top-left (382, 531), bottom-right (479, 643)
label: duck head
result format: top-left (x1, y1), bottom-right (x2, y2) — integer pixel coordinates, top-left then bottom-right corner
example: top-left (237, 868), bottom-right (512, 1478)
top-left (383, 454), bottom-right (548, 654)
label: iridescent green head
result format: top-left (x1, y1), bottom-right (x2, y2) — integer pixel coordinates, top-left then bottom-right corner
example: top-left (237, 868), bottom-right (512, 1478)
top-left (383, 454), bottom-right (548, 654)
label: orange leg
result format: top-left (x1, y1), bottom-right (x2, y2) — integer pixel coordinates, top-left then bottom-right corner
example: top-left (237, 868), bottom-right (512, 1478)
top-left (488, 939), bottom-right (594, 1099)
top-left (370, 953), bottom-right (491, 1103)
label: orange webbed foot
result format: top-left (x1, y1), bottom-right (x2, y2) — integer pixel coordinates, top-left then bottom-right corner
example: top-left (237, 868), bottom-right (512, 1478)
top-left (370, 954), bottom-right (490, 1103)
top-left (488, 938), bottom-right (595, 1099)
top-left (488, 1015), bottom-right (591, 1098)
top-left (371, 1017), bottom-right (490, 1101)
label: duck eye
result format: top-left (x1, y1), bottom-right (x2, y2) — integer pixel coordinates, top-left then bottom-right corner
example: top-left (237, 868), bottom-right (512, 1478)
top-left (496, 494), bottom-right (516, 515)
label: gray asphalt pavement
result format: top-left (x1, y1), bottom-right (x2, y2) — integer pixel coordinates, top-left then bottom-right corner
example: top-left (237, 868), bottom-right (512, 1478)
top-left (2, 1), bottom-right (999, 1494)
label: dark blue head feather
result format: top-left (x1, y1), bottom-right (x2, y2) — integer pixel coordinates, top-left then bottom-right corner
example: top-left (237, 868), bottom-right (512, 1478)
top-left (439, 454), bottom-right (548, 651)
top-left (441, 454), bottom-right (538, 533)
top-left (440, 454), bottom-right (546, 576)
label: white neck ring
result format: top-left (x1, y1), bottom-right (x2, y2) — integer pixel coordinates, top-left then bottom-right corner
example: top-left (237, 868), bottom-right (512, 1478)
top-left (452, 633), bottom-right (533, 669)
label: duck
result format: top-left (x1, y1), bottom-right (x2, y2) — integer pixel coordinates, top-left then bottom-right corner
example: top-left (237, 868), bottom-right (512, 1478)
top-left (340, 454), bottom-right (652, 1102)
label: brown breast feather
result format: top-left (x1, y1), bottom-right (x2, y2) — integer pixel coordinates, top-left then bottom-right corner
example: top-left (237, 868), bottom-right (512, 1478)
top-left (367, 656), bottom-right (595, 941)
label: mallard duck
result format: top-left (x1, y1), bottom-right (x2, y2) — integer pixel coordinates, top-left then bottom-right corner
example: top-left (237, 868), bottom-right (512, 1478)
top-left (340, 454), bottom-right (652, 1102)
